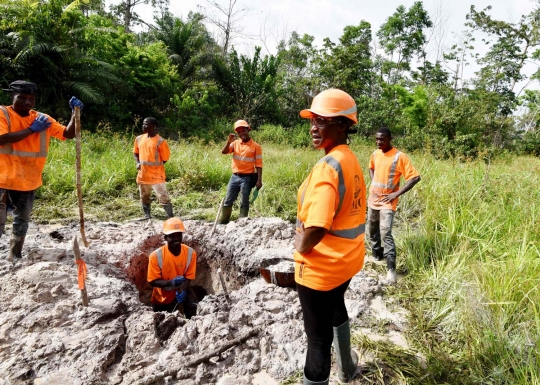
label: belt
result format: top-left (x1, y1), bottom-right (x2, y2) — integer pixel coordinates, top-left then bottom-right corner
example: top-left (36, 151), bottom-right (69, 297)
top-left (233, 173), bottom-right (256, 176)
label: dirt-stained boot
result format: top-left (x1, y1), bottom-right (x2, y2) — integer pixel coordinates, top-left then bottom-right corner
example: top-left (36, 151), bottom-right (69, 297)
top-left (219, 206), bottom-right (233, 224)
top-left (162, 203), bottom-right (174, 218)
top-left (239, 207), bottom-right (249, 218)
top-left (303, 371), bottom-right (329, 385)
top-left (333, 319), bottom-right (359, 383)
top-left (8, 234), bottom-right (25, 261)
top-left (142, 203), bottom-right (151, 219)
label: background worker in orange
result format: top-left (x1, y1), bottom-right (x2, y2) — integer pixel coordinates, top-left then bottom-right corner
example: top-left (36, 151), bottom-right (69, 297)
top-left (147, 217), bottom-right (198, 317)
top-left (368, 126), bottom-right (421, 285)
top-left (294, 89), bottom-right (366, 385)
top-left (133, 117), bottom-right (174, 219)
top-left (0, 80), bottom-right (83, 260)
top-left (219, 119), bottom-right (263, 224)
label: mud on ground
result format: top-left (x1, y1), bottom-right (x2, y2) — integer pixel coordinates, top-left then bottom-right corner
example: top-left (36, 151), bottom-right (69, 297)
top-left (0, 218), bottom-right (400, 385)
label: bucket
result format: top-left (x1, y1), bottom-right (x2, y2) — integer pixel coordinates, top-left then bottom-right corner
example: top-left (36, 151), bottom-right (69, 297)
top-left (259, 258), bottom-right (296, 288)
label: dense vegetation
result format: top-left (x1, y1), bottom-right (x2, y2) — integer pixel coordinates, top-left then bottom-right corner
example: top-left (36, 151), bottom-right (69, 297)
top-left (1, 0), bottom-right (540, 158)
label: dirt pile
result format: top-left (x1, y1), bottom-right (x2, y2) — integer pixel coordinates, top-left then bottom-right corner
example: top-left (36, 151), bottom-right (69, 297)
top-left (0, 218), bottom-right (380, 385)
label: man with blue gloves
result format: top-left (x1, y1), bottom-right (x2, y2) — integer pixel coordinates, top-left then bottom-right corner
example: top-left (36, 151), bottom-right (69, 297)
top-left (147, 217), bottom-right (198, 317)
top-left (0, 80), bottom-right (83, 260)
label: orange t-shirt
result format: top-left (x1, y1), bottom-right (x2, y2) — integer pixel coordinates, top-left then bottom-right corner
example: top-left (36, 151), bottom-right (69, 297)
top-left (0, 106), bottom-right (66, 191)
top-left (226, 138), bottom-right (263, 174)
top-left (133, 134), bottom-right (170, 184)
top-left (147, 244), bottom-right (197, 305)
top-left (294, 145), bottom-right (366, 291)
top-left (368, 147), bottom-right (419, 211)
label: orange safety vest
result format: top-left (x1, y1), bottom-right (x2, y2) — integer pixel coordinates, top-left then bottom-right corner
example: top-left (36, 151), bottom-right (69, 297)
top-left (133, 134), bottom-right (170, 184)
top-left (294, 145), bottom-right (366, 291)
top-left (147, 244), bottom-right (196, 305)
top-left (227, 138), bottom-right (263, 174)
top-left (368, 147), bottom-right (419, 211)
top-left (0, 106), bottom-right (66, 191)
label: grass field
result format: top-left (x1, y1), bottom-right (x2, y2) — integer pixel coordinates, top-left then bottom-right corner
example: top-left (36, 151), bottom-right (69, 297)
top-left (26, 127), bottom-right (540, 384)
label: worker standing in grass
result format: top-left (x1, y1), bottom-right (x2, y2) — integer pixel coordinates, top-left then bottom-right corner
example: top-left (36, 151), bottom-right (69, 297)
top-left (0, 80), bottom-right (83, 260)
top-left (368, 126), bottom-right (421, 285)
top-left (133, 117), bottom-right (174, 219)
top-left (294, 89), bottom-right (366, 385)
top-left (147, 217), bottom-right (198, 317)
top-left (219, 119), bottom-right (263, 224)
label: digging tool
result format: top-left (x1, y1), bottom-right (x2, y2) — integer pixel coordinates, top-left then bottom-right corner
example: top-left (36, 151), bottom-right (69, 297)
top-left (250, 186), bottom-right (260, 204)
top-left (217, 267), bottom-right (231, 305)
top-left (72, 237), bottom-right (89, 307)
top-left (209, 197), bottom-right (224, 236)
top-left (74, 107), bottom-right (89, 247)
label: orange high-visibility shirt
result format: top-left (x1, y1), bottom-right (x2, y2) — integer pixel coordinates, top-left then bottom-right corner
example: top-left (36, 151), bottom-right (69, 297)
top-left (133, 134), bottom-right (170, 184)
top-left (368, 147), bottom-right (419, 211)
top-left (0, 106), bottom-right (66, 191)
top-left (227, 138), bottom-right (263, 174)
top-left (294, 145), bottom-right (366, 291)
top-left (147, 244), bottom-right (197, 305)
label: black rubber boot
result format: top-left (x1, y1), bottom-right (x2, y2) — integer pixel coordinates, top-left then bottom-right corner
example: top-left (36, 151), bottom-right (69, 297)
top-left (142, 203), bottom-right (151, 219)
top-left (8, 234), bottom-right (25, 261)
top-left (162, 203), bottom-right (174, 218)
top-left (333, 319), bottom-right (359, 383)
top-left (219, 206), bottom-right (233, 224)
top-left (239, 207), bottom-right (249, 218)
top-left (303, 371), bottom-right (329, 385)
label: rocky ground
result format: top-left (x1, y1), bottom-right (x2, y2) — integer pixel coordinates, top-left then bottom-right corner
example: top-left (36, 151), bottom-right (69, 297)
top-left (0, 217), bottom-right (408, 385)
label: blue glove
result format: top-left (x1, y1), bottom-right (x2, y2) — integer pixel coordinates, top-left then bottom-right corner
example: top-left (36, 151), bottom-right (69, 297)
top-left (29, 114), bottom-right (51, 133)
top-left (69, 96), bottom-right (84, 112)
top-left (172, 276), bottom-right (185, 287)
top-left (176, 290), bottom-right (186, 303)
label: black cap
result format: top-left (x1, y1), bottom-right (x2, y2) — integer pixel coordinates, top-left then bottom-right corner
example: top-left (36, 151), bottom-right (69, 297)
top-left (2, 80), bottom-right (37, 95)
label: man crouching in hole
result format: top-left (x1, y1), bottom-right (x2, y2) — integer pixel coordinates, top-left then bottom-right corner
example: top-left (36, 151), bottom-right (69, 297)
top-left (147, 218), bottom-right (198, 318)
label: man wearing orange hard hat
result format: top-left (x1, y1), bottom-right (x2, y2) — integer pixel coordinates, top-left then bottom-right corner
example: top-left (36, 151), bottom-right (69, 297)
top-left (294, 89), bottom-right (365, 385)
top-left (147, 217), bottom-right (198, 317)
top-left (219, 119), bottom-right (263, 224)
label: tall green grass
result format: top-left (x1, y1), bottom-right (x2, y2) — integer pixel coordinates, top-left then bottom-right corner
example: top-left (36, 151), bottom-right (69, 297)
top-left (25, 126), bottom-right (540, 384)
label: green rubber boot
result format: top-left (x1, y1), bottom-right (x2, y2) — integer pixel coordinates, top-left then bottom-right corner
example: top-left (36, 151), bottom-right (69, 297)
top-left (333, 319), bottom-right (359, 383)
top-left (162, 203), bottom-right (174, 218)
top-left (8, 234), bottom-right (25, 261)
top-left (239, 207), bottom-right (249, 218)
top-left (219, 206), bottom-right (233, 224)
top-left (142, 203), bottom-right (151, 219)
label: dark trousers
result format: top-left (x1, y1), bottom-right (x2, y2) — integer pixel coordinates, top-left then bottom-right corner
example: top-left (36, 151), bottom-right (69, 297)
top-left (0, 189), bottom-right (35, 237)
top-left (152, 288), bottom-right (198, 318)
top-left (297, 279), bottom-right (351, 381)
top-left (223, 173), bottom-right (255, 209)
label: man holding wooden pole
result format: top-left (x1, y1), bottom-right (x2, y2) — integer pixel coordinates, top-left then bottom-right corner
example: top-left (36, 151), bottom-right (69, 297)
top-left (0, 80), bottom-right (83, 260)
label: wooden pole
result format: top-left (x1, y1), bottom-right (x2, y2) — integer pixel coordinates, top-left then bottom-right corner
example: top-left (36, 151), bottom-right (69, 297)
top-left (217, 267), bottom-right (231, 305)
top-left (72, 237), bottom-right (89, 307)
top-left (209, 198), bottom-right (224, 237)
top-left (74, 107), bottom-right (89, 247)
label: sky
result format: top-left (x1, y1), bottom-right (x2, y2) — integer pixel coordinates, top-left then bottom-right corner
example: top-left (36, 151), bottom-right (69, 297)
top-left (104, 0), bottom-right (538, 93)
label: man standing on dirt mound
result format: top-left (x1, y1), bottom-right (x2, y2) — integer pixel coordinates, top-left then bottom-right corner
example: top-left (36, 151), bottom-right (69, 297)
top-left (133, 117), bottom-right (174, 219)
top-left (147, 217), bottom-right (198, 317)
top-left (294, 89), bottom-right (366, 385)
top-left (368, 126), bottom-right (421, 285)
top-left (219, 119), bottom-right (263, 224)
top-left (0, 80), bottom-right (83, 260)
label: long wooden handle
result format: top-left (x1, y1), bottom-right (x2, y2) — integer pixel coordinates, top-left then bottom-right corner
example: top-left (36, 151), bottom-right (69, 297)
top-left (74, 107), bottom-right (89, 247)
top-left (72, 237), bottom-right (89, 307)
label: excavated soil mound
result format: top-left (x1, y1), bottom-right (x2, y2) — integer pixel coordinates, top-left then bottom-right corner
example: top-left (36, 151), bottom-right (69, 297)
top-left (0, 218), bottom-right (380, 385)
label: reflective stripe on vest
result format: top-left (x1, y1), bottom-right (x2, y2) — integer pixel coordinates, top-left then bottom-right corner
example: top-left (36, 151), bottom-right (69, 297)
top-left (371, 151), bottom-right (401, 189)
top-left (137, 136), bottom-right (164, 166)
top-left (155, 246), bottom-right (194, 276)
top-left (233, 154), bottom-right (255, 162)
top-left (297, 155), bottom-right (365, 240)
top-left (0, 106), bottom-right (47, 158)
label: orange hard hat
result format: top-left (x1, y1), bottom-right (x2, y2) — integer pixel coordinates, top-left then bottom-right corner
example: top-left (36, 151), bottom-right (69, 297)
top-left (234, 119), bottom-right (251, 132)
top-left (299, 89), bottom-right (358, 124)
top-left (162, 218), bottom-right (186, 235)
